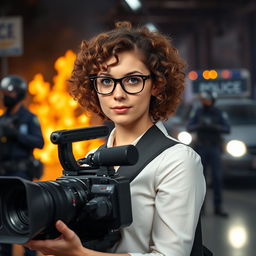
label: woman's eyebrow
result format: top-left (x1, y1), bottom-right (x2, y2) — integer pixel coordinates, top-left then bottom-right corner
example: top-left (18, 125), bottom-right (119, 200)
top-left (98, 71), bottom-right (144, 77)
top-left (126, 71), bottom-right (143, 75)
top-left (97, 72), bottom-right (110, 76)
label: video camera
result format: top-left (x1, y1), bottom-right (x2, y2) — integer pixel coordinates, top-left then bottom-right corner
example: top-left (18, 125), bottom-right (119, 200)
top-left (0, 126), bottom-right (138, 248)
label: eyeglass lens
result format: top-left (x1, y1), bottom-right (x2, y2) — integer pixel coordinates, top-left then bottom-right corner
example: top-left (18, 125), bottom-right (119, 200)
top-left (95, 75), bottom-right (147, 95)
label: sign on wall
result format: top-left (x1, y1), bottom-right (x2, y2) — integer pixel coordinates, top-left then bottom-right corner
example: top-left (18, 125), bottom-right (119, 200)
top-left (187, 69), bottom-right (251, 97)
top-left (0, 16), bottom-right (23, 56)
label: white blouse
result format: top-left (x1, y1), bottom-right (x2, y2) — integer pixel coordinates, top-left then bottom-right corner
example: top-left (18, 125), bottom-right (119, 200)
top-left (88, 122), bottom-right (206, 256)
top-left (106, 121), bottom-right (206, 256)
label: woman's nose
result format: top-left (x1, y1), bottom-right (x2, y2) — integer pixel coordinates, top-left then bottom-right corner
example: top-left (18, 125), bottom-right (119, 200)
top-left (113, 83), bottom-right (126, 100)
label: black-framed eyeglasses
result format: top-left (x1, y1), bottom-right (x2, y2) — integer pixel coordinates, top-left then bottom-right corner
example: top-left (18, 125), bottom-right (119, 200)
top-left (90, 74), bottom-right (151, 95)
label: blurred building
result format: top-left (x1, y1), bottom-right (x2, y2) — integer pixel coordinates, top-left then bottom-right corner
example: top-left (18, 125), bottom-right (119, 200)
top-left (0, 0), bottom-right (256, 98)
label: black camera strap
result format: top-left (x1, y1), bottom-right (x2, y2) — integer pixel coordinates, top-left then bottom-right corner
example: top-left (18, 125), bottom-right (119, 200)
top-left (117, 124), bottom-right (177, 181)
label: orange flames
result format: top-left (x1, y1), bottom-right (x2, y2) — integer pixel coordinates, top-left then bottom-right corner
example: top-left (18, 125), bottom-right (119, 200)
top-left (0, 51), bottom-right (105, 181)
top-left (27, 50), bottom-right (104, 181)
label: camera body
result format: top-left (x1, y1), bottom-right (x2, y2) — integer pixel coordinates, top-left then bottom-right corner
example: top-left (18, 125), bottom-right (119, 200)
top-left (0, 126), bottom-right (137, 246)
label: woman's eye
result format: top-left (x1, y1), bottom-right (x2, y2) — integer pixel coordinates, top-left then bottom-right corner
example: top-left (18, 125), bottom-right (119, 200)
top-left (100, 78), bottom-right (112, 86)
top-left (127, 77), bottom-right (141, 84)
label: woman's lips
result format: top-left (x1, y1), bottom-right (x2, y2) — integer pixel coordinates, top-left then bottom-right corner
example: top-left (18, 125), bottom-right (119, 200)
top-left (112, 106), bottom-right (131, 114)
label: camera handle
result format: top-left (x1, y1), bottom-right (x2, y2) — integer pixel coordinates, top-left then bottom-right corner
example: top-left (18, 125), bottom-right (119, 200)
top-left (58, 142), bottom-right (82, 176)
top-left (57, 143), bottom-right (115, 176)
top-left (50, 126), bottom-right (109, 176)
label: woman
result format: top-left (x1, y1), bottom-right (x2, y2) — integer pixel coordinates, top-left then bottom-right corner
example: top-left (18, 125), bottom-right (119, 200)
top-left (25, 21), bottom-right (206, 256)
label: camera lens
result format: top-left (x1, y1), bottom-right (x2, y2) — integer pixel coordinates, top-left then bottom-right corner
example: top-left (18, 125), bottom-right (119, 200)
top-left (4, 190), bottom-right (29, 235)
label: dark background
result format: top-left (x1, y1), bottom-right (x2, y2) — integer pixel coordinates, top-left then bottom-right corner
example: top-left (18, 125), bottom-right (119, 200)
top-left (1, 0), bottom-right (256, 97)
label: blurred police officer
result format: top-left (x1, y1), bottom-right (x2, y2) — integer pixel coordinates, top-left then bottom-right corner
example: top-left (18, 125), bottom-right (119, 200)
top-left (0, 75), bottom-right (44, 256)
top-left (186, 91), bottom-right (230, 217)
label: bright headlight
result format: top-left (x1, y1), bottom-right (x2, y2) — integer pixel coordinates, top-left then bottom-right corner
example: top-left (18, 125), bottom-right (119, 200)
top-left (226, 140), bottom-right (247, 157)
top-left (177, 131), bottom-right (192, 145)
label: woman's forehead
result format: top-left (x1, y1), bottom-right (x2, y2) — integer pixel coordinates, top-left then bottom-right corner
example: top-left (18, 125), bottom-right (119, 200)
top-left (102, 51), bottom-right (147, 72)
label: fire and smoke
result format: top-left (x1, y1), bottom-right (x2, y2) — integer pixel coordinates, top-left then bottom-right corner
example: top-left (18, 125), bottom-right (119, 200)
top-left (1, 50), bottom-right (104, 181)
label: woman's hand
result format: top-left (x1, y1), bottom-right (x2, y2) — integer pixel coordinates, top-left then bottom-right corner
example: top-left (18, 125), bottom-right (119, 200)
top-left (24, 220), bottom-right (87, 256)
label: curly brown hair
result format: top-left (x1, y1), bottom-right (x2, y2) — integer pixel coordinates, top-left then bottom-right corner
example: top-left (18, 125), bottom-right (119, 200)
top-left (69, 21), bottom-right (186, 121)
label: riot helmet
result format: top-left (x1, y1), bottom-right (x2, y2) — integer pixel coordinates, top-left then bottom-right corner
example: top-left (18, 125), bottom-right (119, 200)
top-left (0, 75), bottom-right (27, 108)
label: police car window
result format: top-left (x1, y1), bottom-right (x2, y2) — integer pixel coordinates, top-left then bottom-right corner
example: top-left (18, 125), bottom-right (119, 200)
top-left (219, 104), bottom-right (256, 125)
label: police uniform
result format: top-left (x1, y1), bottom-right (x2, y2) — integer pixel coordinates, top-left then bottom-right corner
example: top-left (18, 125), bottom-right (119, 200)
top-left (186, 103), bottom-right (230, 215)
top-left (0, 105), bottom-right (44, 179)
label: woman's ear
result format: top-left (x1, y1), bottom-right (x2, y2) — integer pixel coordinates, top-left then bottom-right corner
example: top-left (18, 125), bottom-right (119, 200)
top-left (151, 84), bottom-right (160, 97)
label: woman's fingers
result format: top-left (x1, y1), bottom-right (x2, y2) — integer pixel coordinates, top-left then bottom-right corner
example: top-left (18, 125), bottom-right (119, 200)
top-left (23, 220), bottom-right (83, 256)
top-left (55, 220), bottom-right (76, 241)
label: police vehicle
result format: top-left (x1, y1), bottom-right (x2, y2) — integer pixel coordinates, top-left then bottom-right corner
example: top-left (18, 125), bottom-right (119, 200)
top-left (165, 69), bottom-right (256, 178)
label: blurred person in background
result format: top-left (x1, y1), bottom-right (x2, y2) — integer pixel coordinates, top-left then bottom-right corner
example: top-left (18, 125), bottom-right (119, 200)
top-left (186, 91), bottom-right (230, 217)
top-left (0, 74), bottom-right (44, 256)
top-left (23, 21), bottom-right (208, 256)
